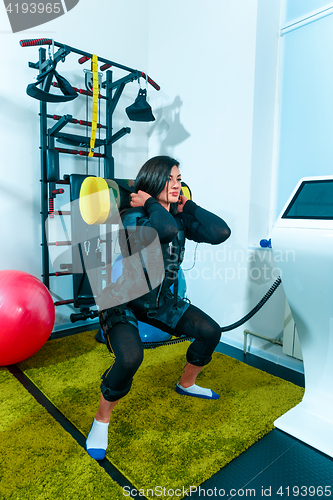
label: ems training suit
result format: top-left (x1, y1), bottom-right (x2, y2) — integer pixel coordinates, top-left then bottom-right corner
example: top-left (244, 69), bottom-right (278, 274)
top-left (98, 197), bottom-right (231, 402)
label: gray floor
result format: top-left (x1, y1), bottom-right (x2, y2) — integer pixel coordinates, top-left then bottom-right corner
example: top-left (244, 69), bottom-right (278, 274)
top-left (190, 342), bottom-right (333, 499)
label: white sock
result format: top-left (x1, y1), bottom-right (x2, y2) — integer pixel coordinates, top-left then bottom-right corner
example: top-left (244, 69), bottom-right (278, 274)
top-left (86, 419), bottom-right (109, 451)
top-left (177, 382), bottom-right (213, 398)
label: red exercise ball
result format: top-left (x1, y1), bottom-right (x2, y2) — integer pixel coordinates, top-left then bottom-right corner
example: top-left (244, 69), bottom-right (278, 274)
top-left (0, 270), bottom-right (55, 366)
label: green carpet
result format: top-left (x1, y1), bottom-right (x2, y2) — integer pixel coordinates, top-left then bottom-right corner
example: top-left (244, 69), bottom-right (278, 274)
top-left (17, 331), bottom-right (304, 499)
top-left (0, 367), bottom-right (124, 500)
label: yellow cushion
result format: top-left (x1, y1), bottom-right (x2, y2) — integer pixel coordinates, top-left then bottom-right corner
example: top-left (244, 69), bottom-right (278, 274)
top-left (79, 177), bottom-right (110, 225)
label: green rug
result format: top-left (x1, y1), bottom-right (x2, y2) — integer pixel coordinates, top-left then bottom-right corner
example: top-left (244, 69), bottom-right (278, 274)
top-left (0, 367), bottom-right (124, 500)
top-left (18, 331), bottom-right (304, 499)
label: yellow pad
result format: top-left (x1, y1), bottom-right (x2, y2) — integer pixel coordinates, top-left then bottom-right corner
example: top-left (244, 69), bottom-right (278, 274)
top-left (181, 181), bottom-right (192, 200)
top-left (79, 177), bottom-right (193, 225)
top-left (88, 54), bottom-right (99, 158)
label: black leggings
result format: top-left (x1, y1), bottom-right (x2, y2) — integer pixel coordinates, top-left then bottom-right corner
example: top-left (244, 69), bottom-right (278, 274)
top-left (100, 304), bottom-right (221, 402)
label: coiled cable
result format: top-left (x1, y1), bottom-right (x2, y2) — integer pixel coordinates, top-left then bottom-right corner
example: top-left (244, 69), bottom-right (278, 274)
top-left (220, 276), bottom-right (282, 332)
top-left (142, 276), bottom-right (282, 348)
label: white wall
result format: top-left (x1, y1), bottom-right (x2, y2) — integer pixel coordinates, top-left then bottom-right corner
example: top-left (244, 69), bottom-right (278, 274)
top-left (276, 0), bottom-right (333, 217)
top-left (0, 0), bottom-right (285, 353)
top-left (0, 0), bottom-right (151, 326)
top-left (148, 0), bottom-right (285, 355)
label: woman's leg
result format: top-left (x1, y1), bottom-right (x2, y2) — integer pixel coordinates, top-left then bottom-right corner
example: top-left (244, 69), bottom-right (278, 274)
top-left (99, 321), bottom-right (144, 409)
top-left (95, 395), bottom-right (119, 423)
top-left (134, 302), bottom-right (221, 399)
top-left (86, 320), bottom-right (143, 459)
top-left (175, 304), bottom-right (221, 366)
top-left (174, 305), bottom-right (221, 399)
top-left (178, 362), bottom-right (204, 388)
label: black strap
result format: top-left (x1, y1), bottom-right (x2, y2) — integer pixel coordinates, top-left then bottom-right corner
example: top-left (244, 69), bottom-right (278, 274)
top-left (26, 62), bottom-right (78, 103)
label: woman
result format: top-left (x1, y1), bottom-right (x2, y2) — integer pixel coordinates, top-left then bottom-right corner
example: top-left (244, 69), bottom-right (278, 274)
top-left (86, 155), bottom-right (231, 460)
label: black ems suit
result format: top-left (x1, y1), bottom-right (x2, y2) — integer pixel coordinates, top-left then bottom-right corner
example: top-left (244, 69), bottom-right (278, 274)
top-left (98, 198), bottom-right (231, 402)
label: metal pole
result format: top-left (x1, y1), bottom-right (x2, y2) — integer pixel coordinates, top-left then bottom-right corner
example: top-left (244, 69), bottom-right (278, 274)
top-left (104, 69), bottom-right (114, 286)
top-left (39, 47), bottom-right (49, 288)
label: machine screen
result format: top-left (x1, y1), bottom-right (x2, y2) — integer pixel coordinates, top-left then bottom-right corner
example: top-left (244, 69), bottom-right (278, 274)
top-left (282, 180), bottom-right (333, 219)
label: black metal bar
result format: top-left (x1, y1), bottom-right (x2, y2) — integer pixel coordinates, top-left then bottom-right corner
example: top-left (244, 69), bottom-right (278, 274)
top-left (47, 114), bottom-right (106, 130)
top-left (104, 70), bottom-right (114, 179)
top-left (79, 151), bottom-right (104, 158)
top-left (51, 82), bottom-right (107, 100)
top-left (25, 39), bottom-right (136, 74)
top-left (105, 127), bottom-right (131, 146)
top-left (54, 299), bottom-right (74, 306)
top-left (54, 147), bottom-right (104, 158)
top-left (104, 70), bottom-right (114, 287)
top-left (55, 148), bottom-right (78, 155)
top-left (48, 114), bottom-right (73, 136)
top-left (21, 39), bottom-right (160, 90)
top-left (42, 47), bottom-right (71, 73)
top-left (103, 72), bottom-right (138, 92)
top-left (39, 47), bottom-right (49, 288)
top-left (53, 132), bottom-right (104, 148)
top-left (28, 46), bottom-right (70, 74)
top-left (108, 81), bottom-right (127, 118)
top-left (54, 41), bottom-right (137, 73)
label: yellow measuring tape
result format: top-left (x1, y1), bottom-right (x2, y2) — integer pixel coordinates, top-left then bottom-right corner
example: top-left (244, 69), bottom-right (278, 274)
top-left (88, 54), bottom-right (99, 158)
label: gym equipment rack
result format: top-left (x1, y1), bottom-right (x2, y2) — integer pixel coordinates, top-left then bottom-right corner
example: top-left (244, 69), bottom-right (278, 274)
top-left (20, 38), bottom-right (160, 324)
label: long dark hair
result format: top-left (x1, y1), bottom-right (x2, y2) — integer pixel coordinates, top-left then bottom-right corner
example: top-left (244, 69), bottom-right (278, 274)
top-left (135, 155), bottom-right (180, 214)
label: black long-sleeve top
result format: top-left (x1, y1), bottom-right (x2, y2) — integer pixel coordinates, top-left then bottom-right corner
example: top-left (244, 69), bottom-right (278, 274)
top-left (116, 197), bottom-right (231, 306)
top-left (142, 197), bottom-right (231, 245)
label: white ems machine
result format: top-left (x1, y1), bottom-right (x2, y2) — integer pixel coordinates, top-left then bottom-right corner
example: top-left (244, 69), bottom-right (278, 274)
top-left (272, 175), bottom-right (333, 457)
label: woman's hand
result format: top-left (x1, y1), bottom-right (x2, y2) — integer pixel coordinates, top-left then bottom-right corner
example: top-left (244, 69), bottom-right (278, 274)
top-left (130, 190), bottom-right (152, 208)
top-left (177, 195), bottom-right (188, 213)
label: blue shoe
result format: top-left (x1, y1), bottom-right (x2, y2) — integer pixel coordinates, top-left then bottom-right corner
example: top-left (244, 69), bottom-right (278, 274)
top-left (86, 447), bottom-right (106, 460)
top-left (176, 383), bottom-right (220, 400)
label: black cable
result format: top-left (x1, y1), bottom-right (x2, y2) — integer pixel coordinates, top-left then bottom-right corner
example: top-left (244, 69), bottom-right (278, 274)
top-left (96, 277), bottom-right (282, 348)
top-left (142, 276), bottom-right (282, 347)
top-left (142, 335), bottom-right (194, 349)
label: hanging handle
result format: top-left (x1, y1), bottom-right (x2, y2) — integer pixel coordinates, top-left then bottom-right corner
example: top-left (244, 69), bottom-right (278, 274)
top-left (141, 72), bottom-right (160, 91)
top-left (78, 56), bottom-right (90, 64)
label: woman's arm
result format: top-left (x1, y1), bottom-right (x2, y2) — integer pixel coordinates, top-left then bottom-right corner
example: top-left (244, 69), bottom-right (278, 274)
top-left (142, 198), bottom-right (178, 243)
top-left (128, 190), bottom-right (178, 244)
top-left (179, 199), bottom-right (231, 244)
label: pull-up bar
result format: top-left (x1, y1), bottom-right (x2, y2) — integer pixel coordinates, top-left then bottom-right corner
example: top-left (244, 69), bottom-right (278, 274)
top-left (19, 38), bottom-right (160, 91)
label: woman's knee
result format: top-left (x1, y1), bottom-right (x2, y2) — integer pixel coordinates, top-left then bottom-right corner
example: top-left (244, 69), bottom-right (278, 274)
top-left (121, 348), bottom-right (144, 376)
top-left (185, 318), bottom-right (221, 366)
top-left (204, 320), bottom-right (221, 347)
top-left (101, 349), bottom-right (143, 402)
